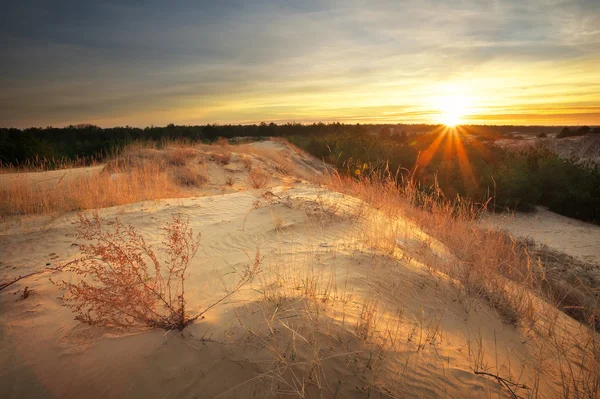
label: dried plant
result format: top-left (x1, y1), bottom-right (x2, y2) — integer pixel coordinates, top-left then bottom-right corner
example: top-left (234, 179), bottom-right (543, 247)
top-left (248, 168), bottom-right (271, 189)
top-left (56, 213), bottom-right (260, 330)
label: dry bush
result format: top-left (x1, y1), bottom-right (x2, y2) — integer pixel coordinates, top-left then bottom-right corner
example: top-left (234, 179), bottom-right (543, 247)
top-left (225, 175), bottom-right (234, 186)
top-left (168, 148), bottom-right (196, 166)
top-left (56, 214), bottom-right (260, 330)
top-left (248, 168), bottom-right (271, 189)
top-left (212, 151), bottom-right (232, 165)
top-left (173, 166), bottom-right (207, 187)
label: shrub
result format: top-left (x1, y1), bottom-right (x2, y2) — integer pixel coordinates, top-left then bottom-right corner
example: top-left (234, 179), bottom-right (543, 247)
top-left (248, 169), bottom-right (271, 189)
top-left (536, 132), bottom-right (547, 138)
top-left (577, 126), bottom-right (591, 136)
top-left (56, 214), bottom-right (259, 330)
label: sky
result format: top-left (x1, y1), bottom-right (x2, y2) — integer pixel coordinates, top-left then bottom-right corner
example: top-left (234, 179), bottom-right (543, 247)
top-left (1, 0), bottom-right (599, 128)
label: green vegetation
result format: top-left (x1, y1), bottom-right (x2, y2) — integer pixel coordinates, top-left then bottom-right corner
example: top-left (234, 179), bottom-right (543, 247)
top-left (0, 123), bottom-right (561, 167)
top-left (1, 123), bottom-right (599, 223)
top-left (289, 129), bottom-right (600, 224)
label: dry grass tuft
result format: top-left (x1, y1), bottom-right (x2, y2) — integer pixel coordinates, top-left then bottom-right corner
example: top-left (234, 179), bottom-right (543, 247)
top-left (168, 148), bottom-right (196, 166)
top-left (173, 166), bottom-right (207, 187)
top-left (212, 151), bottom-right (232, 165)
top-left (248, 168), bottom-right (271, 189)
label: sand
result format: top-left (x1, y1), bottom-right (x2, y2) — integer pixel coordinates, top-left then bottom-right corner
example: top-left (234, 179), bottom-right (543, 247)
top-left (484, 207), bottom-right (600, 265)
top-left (0, 141), bottom-right (593, 398)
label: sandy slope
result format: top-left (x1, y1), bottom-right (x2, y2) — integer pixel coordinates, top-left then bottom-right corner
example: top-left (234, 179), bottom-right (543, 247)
top-left (0, 141), bottom-right (592, 398)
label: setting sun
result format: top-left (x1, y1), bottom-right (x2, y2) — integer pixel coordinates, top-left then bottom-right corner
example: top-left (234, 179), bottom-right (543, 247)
top-left (436, 93), bottom-right (471, 127)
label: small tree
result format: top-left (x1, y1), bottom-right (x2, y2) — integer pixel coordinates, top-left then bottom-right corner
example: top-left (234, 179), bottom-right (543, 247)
top-left (56, 213), bottom-right (259, 330)
top-left (576, 126), bottom-right (591, 136)
top-left (557, 127), bottom-right (572, 138)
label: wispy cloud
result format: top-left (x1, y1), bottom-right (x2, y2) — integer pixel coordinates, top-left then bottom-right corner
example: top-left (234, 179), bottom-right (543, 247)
top-left (1, 0), bottom-right (599, 127)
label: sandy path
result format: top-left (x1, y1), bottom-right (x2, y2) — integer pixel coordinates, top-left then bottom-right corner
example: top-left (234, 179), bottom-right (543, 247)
top-left (484, 207), bottom-right (600, 265)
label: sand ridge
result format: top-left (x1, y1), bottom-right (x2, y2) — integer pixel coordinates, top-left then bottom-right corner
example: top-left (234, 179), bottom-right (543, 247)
top-left (0, 140), bottom-right (594, 398)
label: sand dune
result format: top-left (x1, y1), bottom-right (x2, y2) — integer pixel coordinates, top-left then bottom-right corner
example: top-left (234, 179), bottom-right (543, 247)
top-left (0, 141), bottom-right (594, 398)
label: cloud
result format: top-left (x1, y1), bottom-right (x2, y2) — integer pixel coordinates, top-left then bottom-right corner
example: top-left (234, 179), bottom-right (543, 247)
top-left (0, 0), bottom-right (599, 127)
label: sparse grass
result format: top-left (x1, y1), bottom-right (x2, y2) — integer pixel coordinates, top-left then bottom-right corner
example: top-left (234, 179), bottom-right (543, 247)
top-left (215, 137), bottom-right (230, 146)
top-left (0, 143), bottom-right (216, 217)
top-left (318, 168), bottom-right (600, 397)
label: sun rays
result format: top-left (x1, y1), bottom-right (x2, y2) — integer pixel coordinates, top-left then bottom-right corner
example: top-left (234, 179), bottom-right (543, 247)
top-left (413, 125), bottom-right (477, 191)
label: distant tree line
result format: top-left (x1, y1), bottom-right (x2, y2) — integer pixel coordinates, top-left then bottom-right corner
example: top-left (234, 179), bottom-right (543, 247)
top-left (1, 122), bottom-right (599, 223)
top-left (557, 126), bottom-right (600, 138)
top-left (0, 122), bottom-right (577, 167)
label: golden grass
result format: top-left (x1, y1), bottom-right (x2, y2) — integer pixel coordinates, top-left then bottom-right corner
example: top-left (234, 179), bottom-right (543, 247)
top-left (173, 166), bottom-right (207, 187)
top-left (0, 161), bottom-right (184, 216)
top-left (167, 147), bottom-right (197, 166)
top-left (238, 146), bottom-right (296, 175)
top-left (317, 170), bottom-right (600, 397)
